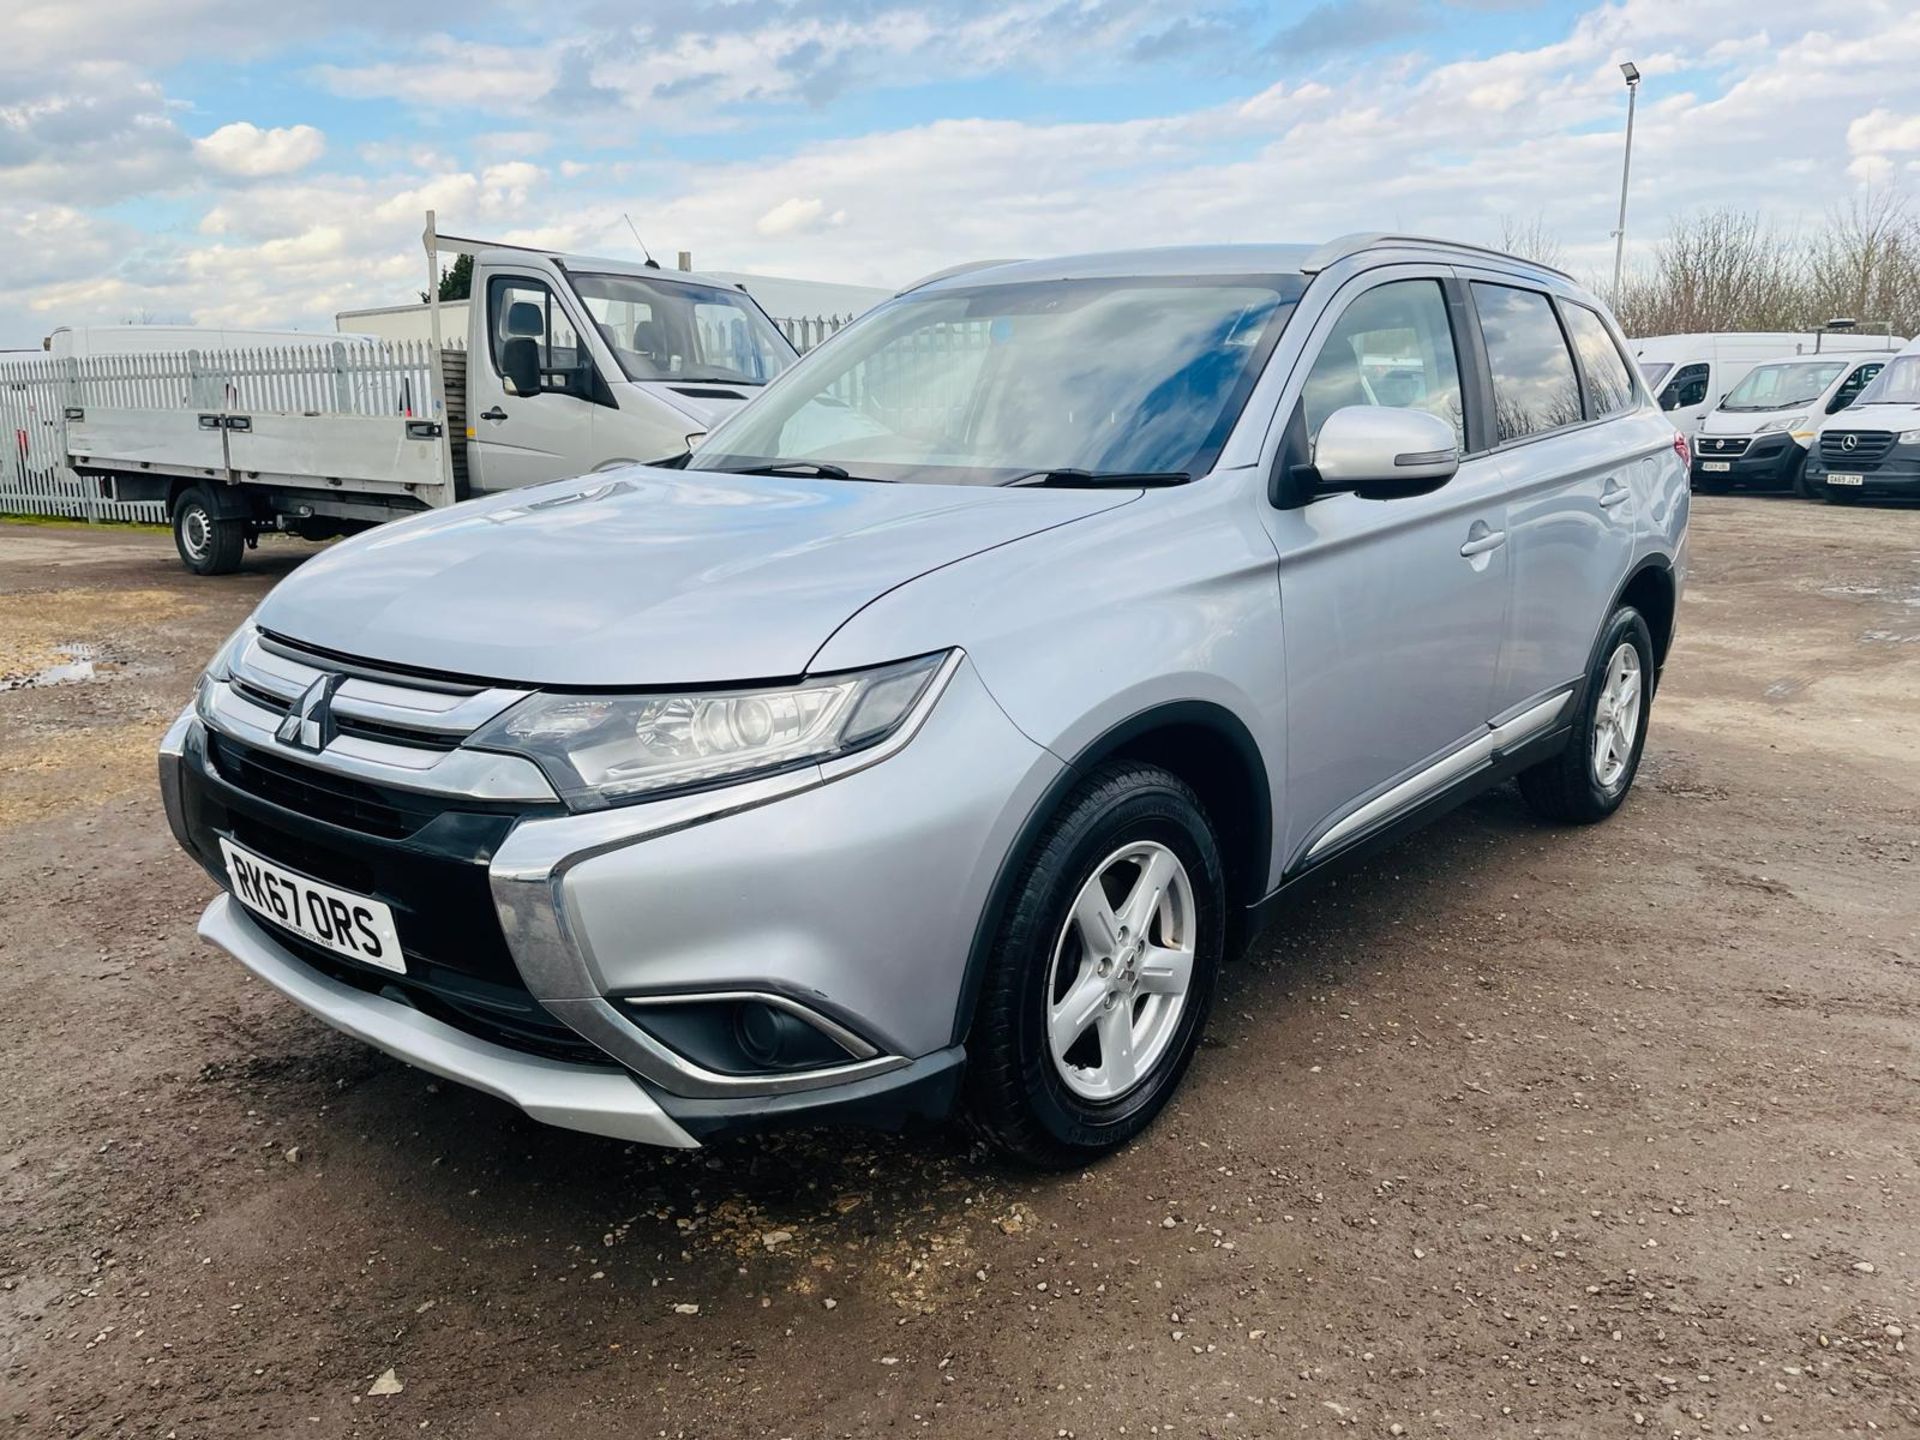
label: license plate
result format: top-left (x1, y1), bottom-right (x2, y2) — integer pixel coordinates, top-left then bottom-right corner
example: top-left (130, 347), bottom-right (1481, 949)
top-left (219, 837), bottom-right (405, 973)
top-left (1827, 473), bottom-right (1864, 486)
top-left (1701, 460), bottom-right (1731, 472)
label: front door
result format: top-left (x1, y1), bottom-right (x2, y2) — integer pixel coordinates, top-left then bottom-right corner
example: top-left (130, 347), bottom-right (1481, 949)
top-left (1261, 271), bottom-right (1510, 868)
top-left (467, 270), bottom-right (599, 492)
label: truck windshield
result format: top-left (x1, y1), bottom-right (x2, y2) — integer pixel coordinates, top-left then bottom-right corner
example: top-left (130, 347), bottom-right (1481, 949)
top-left (1718, 360), bottom-right (1846, 412)
top-left (690, 275), bottom-right (1303, 486)
top-left (1850, 355), bottom-right (1920, 406)
top-left (572, 273), bottom-right (795, 386)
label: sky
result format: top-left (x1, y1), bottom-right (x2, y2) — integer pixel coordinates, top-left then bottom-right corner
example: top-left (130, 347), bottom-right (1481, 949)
top-left (3, 0), bottom-right (1918, 348)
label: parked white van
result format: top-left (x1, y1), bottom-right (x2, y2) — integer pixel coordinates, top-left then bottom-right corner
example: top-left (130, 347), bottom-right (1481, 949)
top-left (1692, 349), bottom-right (1900, 491)
top-left (1801, 335), bottom-right (1920, 503)
top-left (1629, 332), bottom-right (1901, 445)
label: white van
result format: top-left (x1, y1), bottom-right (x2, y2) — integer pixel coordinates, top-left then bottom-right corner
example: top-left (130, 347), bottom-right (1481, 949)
top-left (1629, 332), bottom-right (1901, 444)
top-left (1801, 335), bottom-right (1920, 503)
top-left (1693, 349), bottom-right (1900, 491)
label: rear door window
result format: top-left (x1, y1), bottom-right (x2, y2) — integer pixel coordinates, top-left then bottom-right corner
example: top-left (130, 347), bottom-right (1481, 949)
top-left (1561, 304), bottom-right (1637, 417)
top-left (1470, 283), bottom-right (1583, 444)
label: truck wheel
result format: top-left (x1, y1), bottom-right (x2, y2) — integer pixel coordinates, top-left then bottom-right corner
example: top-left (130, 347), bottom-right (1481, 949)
top-left (1518, 607), bottom-right (1654, 825)
top-left (965, 761), bottom-right (1224, 1168)
top-left (173, 486), bottom-right (246, 575)
top-left (1791, 458), bottom-right (1814, 499)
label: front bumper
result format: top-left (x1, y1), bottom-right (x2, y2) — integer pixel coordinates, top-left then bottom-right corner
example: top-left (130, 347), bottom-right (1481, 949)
top-left (1691, 433), bottom-right (1805, 488)
top-left (160, 651), bottom-right (1056, 1145)
top-left (1803, 444), bottom-right (1920, 497)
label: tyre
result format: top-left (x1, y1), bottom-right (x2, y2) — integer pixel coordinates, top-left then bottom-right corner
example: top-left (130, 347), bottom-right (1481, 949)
top-left (966, 761), bottom-right (1225, 1168)
top-left (1791, 458), bottom-right (1814, 499)
top-left (173, 485), bottom-right (246, 575)
top-left (1518, 606), bottom-right (1654, 825)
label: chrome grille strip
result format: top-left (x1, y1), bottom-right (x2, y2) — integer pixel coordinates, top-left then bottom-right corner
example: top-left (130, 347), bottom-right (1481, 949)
top-left (231, 632), bottom-right (529, 740)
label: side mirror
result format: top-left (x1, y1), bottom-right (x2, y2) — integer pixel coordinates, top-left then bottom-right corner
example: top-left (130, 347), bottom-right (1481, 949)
top-left (1313, 406), bottom-right (1459, 495)
top-left (500, 336), bottom-right (541, 397)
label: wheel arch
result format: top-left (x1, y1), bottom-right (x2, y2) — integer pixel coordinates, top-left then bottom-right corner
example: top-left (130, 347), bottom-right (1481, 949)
top-left (950, 699), bottom-right (1274, 1048)
top-left (1610, 556), bottom-right (1677, 681)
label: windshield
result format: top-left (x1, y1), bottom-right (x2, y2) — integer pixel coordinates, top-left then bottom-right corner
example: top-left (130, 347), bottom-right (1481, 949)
top-left (1851, 354), bottom-right (1920, 406)
top-left (690, 275), bottom-right (1303, 485)
top-left (1638, 360), bottom-right (1673, 387)
top-left (571, 272), bottom-right (795, 386)
top-left (1719, 360), bottom-right (1846, 412)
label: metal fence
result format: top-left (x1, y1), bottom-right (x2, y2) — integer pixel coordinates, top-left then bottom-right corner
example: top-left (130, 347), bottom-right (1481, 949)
top-left (778, 314), bottom-right (853, 352)
top-left (0, 340), bottom-right (449, 524)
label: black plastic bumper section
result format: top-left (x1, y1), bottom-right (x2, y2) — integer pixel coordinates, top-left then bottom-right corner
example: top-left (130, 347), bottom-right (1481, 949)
top-left (1692, 433), bottom-right (1803, 488)
top-left (1803, 441), bottom-right (1920, 496)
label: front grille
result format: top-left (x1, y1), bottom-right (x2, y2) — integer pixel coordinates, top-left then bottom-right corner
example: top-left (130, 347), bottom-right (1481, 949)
top-left (1697, 435), bottom-right (1750, 457)
top-left (1820, 430), bottom-right (1896, 466)
top-left (209, 732), bottom-right (439, 839)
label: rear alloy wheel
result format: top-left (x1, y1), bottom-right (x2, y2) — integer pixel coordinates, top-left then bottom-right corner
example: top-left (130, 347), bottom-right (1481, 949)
top-left (173, 485), bottom-right (246, 575)
top-left (966, 761), bottom-right (1223, 1168)
top-left (1518, 606), bottom-right (1654, 824)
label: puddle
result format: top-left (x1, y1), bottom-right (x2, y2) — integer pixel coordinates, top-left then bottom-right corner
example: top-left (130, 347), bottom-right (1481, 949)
top-left (0, 643), bottom-right (106, 692)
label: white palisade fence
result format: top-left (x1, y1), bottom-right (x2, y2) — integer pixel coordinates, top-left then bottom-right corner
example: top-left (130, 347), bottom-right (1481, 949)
top-left (0, 340), bottom-right (451, 524)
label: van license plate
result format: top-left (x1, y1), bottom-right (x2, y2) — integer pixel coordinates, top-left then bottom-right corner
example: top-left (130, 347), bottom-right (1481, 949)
top-left (1827, 473), bottom-right (1864, 486)
top-left (1700, 461), bottom-right (1731, 472)
top-left (218, 837), bottom-right (405, 973)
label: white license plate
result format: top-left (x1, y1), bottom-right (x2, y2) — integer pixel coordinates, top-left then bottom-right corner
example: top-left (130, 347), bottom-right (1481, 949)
top-left (219, 837), bottom-right (405, 973)
top-left (1701, 460), bottom-right (1731, 472)
top-left (1827, 473), bottom-right (1864, 486)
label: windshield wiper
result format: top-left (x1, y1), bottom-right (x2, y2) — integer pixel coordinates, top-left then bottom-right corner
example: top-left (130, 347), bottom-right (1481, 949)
top-left (1004, 469), bottom-right (1192, 489)
top-left (722, 461), bottom-right (883, 481)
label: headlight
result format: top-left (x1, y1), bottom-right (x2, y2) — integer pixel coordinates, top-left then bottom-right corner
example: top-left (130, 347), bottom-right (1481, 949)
top-left (1753, 415), bottom-right (1806, 436)
top-left (1901, 428), bottom-right (1920, 444)
top-left (470, 652), bottom-right (951, 807)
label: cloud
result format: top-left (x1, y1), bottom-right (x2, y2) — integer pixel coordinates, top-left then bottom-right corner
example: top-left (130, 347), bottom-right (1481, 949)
top-left (194, 121), bottom-right (326, 177)
top-left (755, 197), bottom-right (844, 237)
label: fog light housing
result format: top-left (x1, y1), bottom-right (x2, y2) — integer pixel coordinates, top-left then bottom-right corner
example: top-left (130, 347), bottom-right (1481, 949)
top-left (622, 993), bottom-right (876, 1076)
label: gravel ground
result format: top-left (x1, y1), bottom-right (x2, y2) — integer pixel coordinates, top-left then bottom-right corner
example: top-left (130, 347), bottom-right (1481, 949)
top-left (2, 496), bottom-right (1917, 1439)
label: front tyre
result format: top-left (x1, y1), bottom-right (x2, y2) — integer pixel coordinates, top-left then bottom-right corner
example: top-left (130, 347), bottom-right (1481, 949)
top-left (966, 762), bottom-right (1225, 1168)
top-left (172, 485), bottom-right (246, 575)
top-left (1518, 607), bottom-right (1654, 824)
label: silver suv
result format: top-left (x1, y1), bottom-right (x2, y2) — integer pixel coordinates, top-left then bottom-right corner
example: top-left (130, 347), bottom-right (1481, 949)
top-left (160, 235), bottom-right (1689, 1166)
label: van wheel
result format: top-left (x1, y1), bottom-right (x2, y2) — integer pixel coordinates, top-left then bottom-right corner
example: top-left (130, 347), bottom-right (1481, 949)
top-left (1791, 459), bottom-right (1815, 498)
top-left (173, 486), bottom-right (246, 576)
top-left (965, 762), bottom-right (1224, 1168)
top-left (1518, 607), bottom-right (1654, 824)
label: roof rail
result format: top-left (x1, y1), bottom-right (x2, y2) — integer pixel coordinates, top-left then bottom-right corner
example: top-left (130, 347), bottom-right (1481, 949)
top-left (1300, 233), bottom-right (1575, 282)
top-left (896, 258), bottom-right (1025, 295)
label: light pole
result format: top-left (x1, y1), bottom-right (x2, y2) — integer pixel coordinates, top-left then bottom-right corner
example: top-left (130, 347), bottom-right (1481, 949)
top-left (1610, 60), bottom-right (1640, 301)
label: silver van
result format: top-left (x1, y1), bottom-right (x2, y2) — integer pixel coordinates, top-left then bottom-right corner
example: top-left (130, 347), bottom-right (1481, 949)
top-left (160, 235), bottom-right (1689, 1166)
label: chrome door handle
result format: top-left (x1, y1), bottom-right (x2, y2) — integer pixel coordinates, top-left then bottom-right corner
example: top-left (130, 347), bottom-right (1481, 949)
top-left (1459, 529), bottom-right (1507, 557)
top-left (479, 407), bottom-right (508, 422)
top-left (1599, 481), bottom-right (1631, 508)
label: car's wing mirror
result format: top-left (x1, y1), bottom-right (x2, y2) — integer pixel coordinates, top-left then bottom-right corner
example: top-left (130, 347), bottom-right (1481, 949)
top-left (1312, 406), bottom-right (1460, 496)
top-left (500, 337), bottom-right (541, 397)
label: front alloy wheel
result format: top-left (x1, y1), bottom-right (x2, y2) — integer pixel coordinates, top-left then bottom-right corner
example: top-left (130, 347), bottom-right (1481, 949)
top-left (966, 761), bottom-right (1223, 1168)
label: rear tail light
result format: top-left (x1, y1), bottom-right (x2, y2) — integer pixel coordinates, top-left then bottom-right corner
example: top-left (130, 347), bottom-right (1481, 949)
top-left (1673, 430), bottom-right (1690, 469)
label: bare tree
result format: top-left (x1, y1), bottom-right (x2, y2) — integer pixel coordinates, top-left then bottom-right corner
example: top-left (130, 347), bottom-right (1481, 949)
top-left (1496, 213), bottom-right (1567, 271)
top-left (1802, 190), bottom-right (1920, 338)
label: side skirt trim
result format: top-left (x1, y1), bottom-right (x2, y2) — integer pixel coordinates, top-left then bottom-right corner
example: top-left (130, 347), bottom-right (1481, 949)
top-left (1300, 690), bottom-right (1570, 866)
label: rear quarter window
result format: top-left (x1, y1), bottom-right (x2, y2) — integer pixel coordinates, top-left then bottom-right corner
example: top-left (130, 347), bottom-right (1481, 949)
top-left (1562, 305), bottom-right (1637, 417)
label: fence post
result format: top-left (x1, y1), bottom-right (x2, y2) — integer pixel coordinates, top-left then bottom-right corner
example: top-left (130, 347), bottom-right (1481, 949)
top-left (330, 341), bottom-right (350, 412)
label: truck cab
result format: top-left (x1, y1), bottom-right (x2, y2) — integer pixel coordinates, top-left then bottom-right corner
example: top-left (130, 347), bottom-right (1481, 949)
top-left (461, 247), bottom-right (799, 491)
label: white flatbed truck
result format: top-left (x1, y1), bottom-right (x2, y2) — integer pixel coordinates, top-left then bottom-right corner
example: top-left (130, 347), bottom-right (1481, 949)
top-left (66, 213), bottom-right (800, 573)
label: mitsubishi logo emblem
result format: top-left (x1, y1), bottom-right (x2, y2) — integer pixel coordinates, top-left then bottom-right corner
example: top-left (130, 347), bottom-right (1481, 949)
top-left (1841, 432), bottom-right (1859, 451)
top-left (275, 673), bottom-right (343, 752)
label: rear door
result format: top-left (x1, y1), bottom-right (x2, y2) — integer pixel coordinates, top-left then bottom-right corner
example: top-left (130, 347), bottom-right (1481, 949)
top-left (1261, 268), bottom-right (1510, 866)
top-left (1464, 277), bottom-right (1638, 715)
